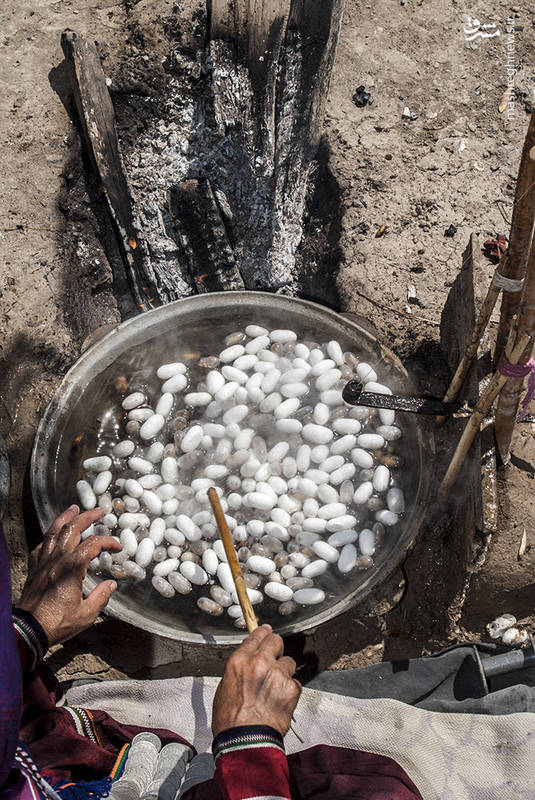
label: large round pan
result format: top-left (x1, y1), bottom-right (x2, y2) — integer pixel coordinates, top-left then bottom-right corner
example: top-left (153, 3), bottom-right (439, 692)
top-left (31, 292), bottom-right (434, 644)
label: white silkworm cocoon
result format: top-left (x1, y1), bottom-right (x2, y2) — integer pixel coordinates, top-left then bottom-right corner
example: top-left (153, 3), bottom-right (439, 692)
top-left (274, 398), bottom-right (300, 419)
top-left (83, 455), bottom-right (112, 472)
top-left (125, 478), bottom-right (144, 498)
top-left (296, 445), bottom-right (311, 472)
top-left (220, 344), bottom-right (245, 363)
top-left (185, 392), bottom-right (212, 407)
top-left (330, 436), bottom-right (357, 455)
top-left (77, 480), bottom-right (96, 510)
top-left (157, 362), bottom-right (186, 380)
top-left (270, 329), bottom-right (297, 343)
top-left (142, 490), bottom-right (163, 516)
top-left (326, 515), bottom-right (357, 532)
top-left (146, 442), bottom-right (165, 464)
top-left (112, 440), bottom-right (135, 458)
top-left (294, 588), bottom-right (325, 605)
top-left (122, 392), bottom-right (145, 410)
top-left (351, 448), bottom-right (374, 468)
top-left (327, 340), bottom-right (344, 366)
top-left (311, 359), bottom-right (335, 377)
top-left (155, 393), bottom-right (174, 419)
top-left (181, 425), bottom-right (203, 452)
top-left (302, 424), bottom-right (333, 444)
top-left (264, 582), bottom-right (293, 601)
top-left (176, 515), bottom-right (202, 541)
top-left (317, 484), bottom-right (339, 504)
top-left (260, 392), bottom-right (282, 413)
top-left (330, 463), bottom-right (356, 485)
top-left (221, 365), bottom-right (248, 384)
top-left (261, 369), bottom-right (281, 394)
top-left (372, 465), bottom-right (390, 493)
top-left (375, 509), bottom-right (399, 527)
top-left (179, 561), bottom-right (208, 585)
top-left (332, 418), bottom-right (361, 435)
top-left (215, 381), bottom-right (239, 402)
top-left (318, 502), bottom-right (347, 519)
top-left (356, 363), bottom-right (378, 383)
top-left (376, 425), bottom-right (402, 441)
top-left (234, 354), bottom-right (258, 371)
top-left (128, 456), bottom-right (154, 474)
top-left (302, 559), bottom-right (328, 578)
top-left (305, 468), bottom-right (329, 485)
top-left (316, 369), bottom-right (341, 392)
top-left (247, 555), bottom-right (276, 575)
top-left (246, 324), bottom-right (268, 337)
top-left (357, 434), bottom-right (385, 450)
top-left (217, 562), bottom-right (235, 594)
top-left (276, 419), bottom-right (303, 434)
top-left (149, 518), bottom-right (165, 545)
top-left (164, 529), bottom-right (185, 547)
top-left (338, 543), bottom-right (357, 573)
top-left (139, 474), bottom-right (162, 489)
top-left (162, 374), bottom-right (188, 393)
top-left (359, 529), bottom-right (376, 556)
top-left (245, 334), bottom-right (270, 354)
top-left (153, 558), bottom-right (180, 577)
top-left (93, 471), bottom-right (112, 496)
top-left (364, 381), bottom-right (392, 396)
top-left (312, 540), bottom-right (338, 563)
top-left (223, 405), bottom-right (249, 425)
top-left (120, 528), bottom-right (138, 556)
top-left (320, 390), bottom-right (343, 406)
top-left (160, 456), bottom-right (179, 484)
top-left (328, 529), bottom-right (358, 547)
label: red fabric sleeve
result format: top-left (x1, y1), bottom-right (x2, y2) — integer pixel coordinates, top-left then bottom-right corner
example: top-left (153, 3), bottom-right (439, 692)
top-left (215, 745), bottom-right (291, 800)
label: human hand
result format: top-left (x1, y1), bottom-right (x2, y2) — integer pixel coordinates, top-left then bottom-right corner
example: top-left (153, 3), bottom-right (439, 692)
top-left (212, 624), bottom-right (301, 737)
top-left (17, 505), bottom-right (122, 646)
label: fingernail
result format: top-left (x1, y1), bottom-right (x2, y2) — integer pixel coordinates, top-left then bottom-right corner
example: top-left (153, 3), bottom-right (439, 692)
top-left (68, 504), bottom-right (79, 512)
top-left (110, 581), bottom-right (118, 592)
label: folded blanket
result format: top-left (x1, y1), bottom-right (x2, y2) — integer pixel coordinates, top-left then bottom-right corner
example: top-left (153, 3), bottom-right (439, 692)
top-left (66, 676), bottom-right (535, 800)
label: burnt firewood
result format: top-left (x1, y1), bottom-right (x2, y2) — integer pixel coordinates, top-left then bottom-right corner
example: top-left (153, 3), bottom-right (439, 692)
top-left (169, 178), bottom-right (245, 293)
top-left (61, 30), bottom-right (159, 311)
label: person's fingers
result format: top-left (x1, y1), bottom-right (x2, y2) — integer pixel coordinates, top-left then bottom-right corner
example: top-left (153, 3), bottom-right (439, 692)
top-left (275, 655), bottom-right (297, 677)
top-left (29, 543), bottom-right (43, 571)
top-left (41, 505), bottom-right (80, 556)
top-left (75, 535), bottom-right (122, 571)
top-left (236, 624), bottom-right (273, 655)
top-left (81, 580), bottom-right (118, 624)
top-left (56, 508), bottom-right (105, 552)
top-left (256, 631), bottom-right (284, 661)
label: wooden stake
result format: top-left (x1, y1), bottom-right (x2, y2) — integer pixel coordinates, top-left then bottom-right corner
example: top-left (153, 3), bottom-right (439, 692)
top-left (494, 232), bottom-right (535, 462)
top-left (439, 328), bottom-right (532, 497)
top-left (438, 234), bottom-right (500, 423)
top-left (208, 488), bottom-right (258, 632)
top-left (494, 107), bottom-right (535, 364)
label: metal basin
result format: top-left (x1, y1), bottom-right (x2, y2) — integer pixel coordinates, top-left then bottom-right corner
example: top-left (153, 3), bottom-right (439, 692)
top-left (31, 292), bottom-right (434, 644)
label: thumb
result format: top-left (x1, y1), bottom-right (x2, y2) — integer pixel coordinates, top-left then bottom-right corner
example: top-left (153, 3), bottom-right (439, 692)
top-left (83, 580), bottom-right (117, 622)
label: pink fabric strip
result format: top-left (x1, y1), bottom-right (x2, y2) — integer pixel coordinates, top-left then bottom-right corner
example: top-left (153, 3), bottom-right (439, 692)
top-left (498, 355), bottom-right (535, 421)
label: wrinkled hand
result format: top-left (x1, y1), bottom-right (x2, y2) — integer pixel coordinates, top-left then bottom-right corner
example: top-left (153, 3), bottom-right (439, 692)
top-left (17, 505), bottom-right (122, 646)
top-left (212, 625), bottom-right (301, 737)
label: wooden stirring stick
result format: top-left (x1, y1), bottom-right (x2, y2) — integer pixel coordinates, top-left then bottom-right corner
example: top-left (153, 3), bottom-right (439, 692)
top-left (208, 487), bottom-right (258, 632)
top-left (207, 487), bottom-right (303, 743)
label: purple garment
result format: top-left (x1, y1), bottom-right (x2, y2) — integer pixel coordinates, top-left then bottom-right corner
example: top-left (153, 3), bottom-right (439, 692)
top-left (0, 523), bottom-right (23, 788)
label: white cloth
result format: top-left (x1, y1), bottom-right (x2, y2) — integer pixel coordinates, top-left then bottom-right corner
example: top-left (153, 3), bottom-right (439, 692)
top-left (66, 677), bottom-right (535, 800)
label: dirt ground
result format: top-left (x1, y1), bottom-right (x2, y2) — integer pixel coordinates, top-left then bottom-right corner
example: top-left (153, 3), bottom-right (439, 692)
top-left (1, 0), bottom-right (535, 681)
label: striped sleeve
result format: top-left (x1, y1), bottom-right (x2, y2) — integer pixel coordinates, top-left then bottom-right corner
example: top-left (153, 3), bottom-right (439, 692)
top-left (212, 726), bottom-right (290, 800)
top-left (12, 608), bottom-right (49, 671)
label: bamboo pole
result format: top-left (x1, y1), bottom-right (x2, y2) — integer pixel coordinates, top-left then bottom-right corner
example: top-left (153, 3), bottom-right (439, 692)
top-left (208, 488), bottom-right (258, 632)
top-left (494, 107), bottom-right (535, 364)
top-left (494, 234), bottom-right (535, 463)
top-left (440, 328), bottom-right (532, 497)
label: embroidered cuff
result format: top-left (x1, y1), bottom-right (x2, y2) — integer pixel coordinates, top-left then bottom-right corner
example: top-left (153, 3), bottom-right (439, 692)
top-left (213, 725), bottom-right (285, 760)
top-left (12, 608), bottom-right (49, 670)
